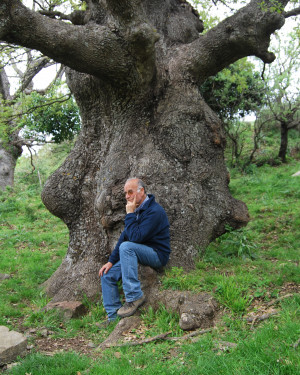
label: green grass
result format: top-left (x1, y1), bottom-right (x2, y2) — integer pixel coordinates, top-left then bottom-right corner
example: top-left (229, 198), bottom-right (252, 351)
top-left (1, 145), bottom-right (299, 374)
top-left (8, 352), bottom-right (91, 375)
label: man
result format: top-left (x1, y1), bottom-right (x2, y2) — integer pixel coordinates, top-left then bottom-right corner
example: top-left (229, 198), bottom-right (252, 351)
top-left (99, 178), bottom-right (170, 321)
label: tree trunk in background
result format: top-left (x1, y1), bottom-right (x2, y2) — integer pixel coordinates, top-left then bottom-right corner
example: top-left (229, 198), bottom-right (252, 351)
top-left (278, 122), bottom-right (288, 162)
top-left (0, 145), bottom-right (17, 190)
top-left (0, 140), bottom-right (22, 191)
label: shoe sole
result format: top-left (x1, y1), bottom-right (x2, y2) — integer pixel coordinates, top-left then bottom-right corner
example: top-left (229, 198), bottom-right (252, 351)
top-left (117, 298), bottom-right (146, 318)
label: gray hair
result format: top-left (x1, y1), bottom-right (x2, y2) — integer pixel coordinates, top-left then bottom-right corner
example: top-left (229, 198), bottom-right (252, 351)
top-left (126, 177), bottom-right (146, 194)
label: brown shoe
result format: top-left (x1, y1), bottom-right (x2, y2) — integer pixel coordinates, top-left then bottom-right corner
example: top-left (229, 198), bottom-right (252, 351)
top-left (117, 295), bottom-right (146, 318)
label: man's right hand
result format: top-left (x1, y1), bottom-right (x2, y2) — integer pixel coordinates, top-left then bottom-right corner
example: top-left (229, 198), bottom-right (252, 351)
top-left (99, 262), bottom-right (113, 277)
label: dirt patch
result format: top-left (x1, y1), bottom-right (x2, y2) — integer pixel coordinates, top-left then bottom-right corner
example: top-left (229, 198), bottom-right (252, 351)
top-left (34, 336), bottom-right (95, 356)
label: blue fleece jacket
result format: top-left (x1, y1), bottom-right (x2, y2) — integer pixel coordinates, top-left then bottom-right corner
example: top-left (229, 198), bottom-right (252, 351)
top-left (108, 194), bottom-right (171, 266)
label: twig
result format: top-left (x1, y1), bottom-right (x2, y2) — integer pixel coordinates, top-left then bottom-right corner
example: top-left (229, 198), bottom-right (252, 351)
top-left (109, 328), bottom-right (213, 348)
top-left (108, 331), bottom-right (172, 348)
top-left (169, 328), bottom-right (213, 341)
top-left (247, 294), bottom-right (298, 328)
top-left (293, 338), bottom-right (300, 349)
top-left (265, 293), bottom-right (296, 307)
top-left (26, 146), bottom-right (36, 175)
top-left (246, 311), bottom-right (278, 324)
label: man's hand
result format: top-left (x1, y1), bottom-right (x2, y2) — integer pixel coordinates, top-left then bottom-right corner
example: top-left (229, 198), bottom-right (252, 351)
top-left (126, 196), bottom-right (137, 214)
top-left (99, 262), bottom-right (113, 277)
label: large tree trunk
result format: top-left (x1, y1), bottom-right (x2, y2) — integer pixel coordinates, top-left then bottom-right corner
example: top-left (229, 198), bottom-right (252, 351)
top-left (41, 70), bottom-right (249, 301)
top-left (0, 0), bottom-right (292, 302)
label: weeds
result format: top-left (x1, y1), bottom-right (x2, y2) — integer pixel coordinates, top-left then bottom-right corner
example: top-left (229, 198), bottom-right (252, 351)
top-left (206, 225), bottom-right (258, 260)
top-left (214, 276), bottom-right (253, 314)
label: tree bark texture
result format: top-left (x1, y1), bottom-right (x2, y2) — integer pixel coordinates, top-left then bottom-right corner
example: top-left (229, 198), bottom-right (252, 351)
top-left (278, 122), bottom-right (288, 162)
top-left (0, 69), bottom-right (23, 190)
top-left (0, 0), bottom-right (291, 301)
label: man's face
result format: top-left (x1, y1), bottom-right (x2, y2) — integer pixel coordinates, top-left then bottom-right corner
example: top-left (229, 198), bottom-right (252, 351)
top-left (124, 179), bottom-right (145, 207)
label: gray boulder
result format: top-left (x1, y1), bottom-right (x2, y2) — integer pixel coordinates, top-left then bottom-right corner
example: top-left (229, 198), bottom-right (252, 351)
top-left (0, 326), bottom-right (27, 365)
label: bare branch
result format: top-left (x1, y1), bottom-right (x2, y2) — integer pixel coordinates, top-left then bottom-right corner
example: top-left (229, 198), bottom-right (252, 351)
top-left (12, 56), bottom-right (52, 99)
top-left (2, 93), bottom-right (72, 133)
top-left (9, 52), bottom-right (25, 79)
top-left (33, 0), bottom-right (46, 11)
top-left (35, 65), bottom-right (65, 95)
top-left (284, 7), bottom-right (300, 18)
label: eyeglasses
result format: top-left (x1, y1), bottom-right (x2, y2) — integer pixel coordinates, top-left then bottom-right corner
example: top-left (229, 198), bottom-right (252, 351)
top-left (124, 188), bottom-right (141, 197)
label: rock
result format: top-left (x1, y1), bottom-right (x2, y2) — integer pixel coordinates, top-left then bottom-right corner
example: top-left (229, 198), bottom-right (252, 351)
top-left (40, 328), bottom-right (48, 337)
top-left (138, 266), bottom-right (218, 331)
top-left (43, 301), bottom-right (88, 320)
top-left (0, 274), bottom-right (10, 281)
top-left (160, 291), bottom-right (218, 331)
top-left (292, 171), bottom-right (300, 177)
top-left (0, 326), bottom-right (27, 365)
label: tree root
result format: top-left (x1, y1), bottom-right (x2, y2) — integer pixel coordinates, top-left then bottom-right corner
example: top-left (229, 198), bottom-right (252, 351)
top-left (105, 327), bottom-right (213, 348)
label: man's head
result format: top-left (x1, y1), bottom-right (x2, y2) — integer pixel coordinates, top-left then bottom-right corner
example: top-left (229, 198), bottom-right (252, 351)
top-left (124, 178), bottom-right (147, 207)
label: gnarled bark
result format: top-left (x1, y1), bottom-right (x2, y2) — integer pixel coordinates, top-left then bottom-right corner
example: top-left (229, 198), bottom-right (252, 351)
top-left (0, 0), bottom-right (295, 301)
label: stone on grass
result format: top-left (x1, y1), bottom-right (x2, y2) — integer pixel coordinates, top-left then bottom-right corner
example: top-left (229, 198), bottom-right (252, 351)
top-left (292, 171), bottom-right (300, 177)
top-left (0, 274), bottom-right (10, 281)
top-left (138, 265), bottom-right (218, 331)
top-left (0, 326), bottom-right (27, 365)
top-left (161, 291), bottom-right (218, 331)
top-left (43, 301), bottom-right (88, 320)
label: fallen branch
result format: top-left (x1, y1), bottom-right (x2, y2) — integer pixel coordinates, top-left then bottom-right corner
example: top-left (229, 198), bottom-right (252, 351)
top-left (265, 294), bottom-right (295, 307)
top-left (169, 328), bottom-right (213, 341)
top-left (110, 328), bottom-right (213, 348)
top-left (247, 311), bottom-right (279, 325)
top-left (246, 293), bottom-right (298, 328)
top-left (115, 331), bottom-right (172, 347)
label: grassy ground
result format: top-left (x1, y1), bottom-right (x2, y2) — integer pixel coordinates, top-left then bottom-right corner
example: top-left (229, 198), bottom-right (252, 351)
top-left (0, 147), bottom-right (299, 374)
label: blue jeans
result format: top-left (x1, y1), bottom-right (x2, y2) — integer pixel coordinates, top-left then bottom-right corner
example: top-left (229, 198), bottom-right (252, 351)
top-left (100, 241), bottom-right (162, 321)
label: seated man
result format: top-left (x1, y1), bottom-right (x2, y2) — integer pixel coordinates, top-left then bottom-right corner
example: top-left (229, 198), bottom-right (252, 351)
top-left (99, 178), bottom-right (171, 321)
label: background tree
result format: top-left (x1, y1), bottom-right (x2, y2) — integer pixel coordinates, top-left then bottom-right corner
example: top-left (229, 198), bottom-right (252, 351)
top-left (200, 58), bottom-right (266, 166)
top-left (0, 0), bottom-right (298, 303)
top-left (0, 45), bottom-right (80, 191)
top-left (254, 30), bottom-right (300, 163)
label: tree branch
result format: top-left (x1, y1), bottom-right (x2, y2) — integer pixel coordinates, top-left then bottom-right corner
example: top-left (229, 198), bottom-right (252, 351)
top-left (35, 65), bottom-right (65, 95)
top-left (176, 0), bottom-right (289, 83)
top-left (0, 0), bottom-right (136, 84)
top-left (11, 93), bottom-right (72, 123)
top-left (12, 56), bottom-right (52, 99)
top-left (38, 9), bottom-right (86, 25)
top-left (284, 7), bottom-right (300, 18)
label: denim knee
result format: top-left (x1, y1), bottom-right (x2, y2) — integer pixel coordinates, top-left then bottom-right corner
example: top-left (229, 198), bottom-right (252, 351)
top-left (119, 241), bottom-right (132, 255)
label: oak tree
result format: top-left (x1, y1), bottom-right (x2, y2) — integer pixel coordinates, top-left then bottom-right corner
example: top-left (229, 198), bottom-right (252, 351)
top-left (0, 0), bottom-right (298, 302)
